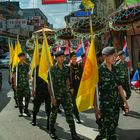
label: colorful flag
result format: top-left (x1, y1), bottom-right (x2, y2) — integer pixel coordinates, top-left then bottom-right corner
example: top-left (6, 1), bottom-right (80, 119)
top-left (76, 40), bottom-right (85, 62)
top-left (9, 41), bottom-right (14, 65)
top-left (131, 69), bottom-right (140, 88)
top-left (12, 38), bottom-right (22, 69)
top-left (123, 36), bottom-right (131, 67)
top-left (42, 0), bottom-right (67, 4)
top-left (39, 32), bottom-right (53, 83)
top-left (76, 35), bottom-right (98, 112)
top-left (30, 38), bottom-right (40, 76)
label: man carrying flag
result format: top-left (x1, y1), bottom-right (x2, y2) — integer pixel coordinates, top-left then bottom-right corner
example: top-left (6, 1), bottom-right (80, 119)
top-left (48, 50), bottom-right (84, 140)
top-left (13, 52), bottom-right (31, 117)
top-left (95, 47), bottom-right (129, 140)
top-left (31, 38), bottom-right (51, 130)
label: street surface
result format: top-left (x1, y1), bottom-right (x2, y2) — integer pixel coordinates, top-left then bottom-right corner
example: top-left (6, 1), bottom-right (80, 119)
top-left (0, 69), bottom-right (140, 140)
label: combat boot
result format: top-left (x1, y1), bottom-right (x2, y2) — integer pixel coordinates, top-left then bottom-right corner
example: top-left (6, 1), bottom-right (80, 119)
top-left (24, 109), bottom-right (31, 117)
top-left (47, 117), bottom-right (49, 130)
top-left (108, 135), bottom-right (118, 140)
top-left (14, 100), bottom-right (18, 108)
top-left (76, 116), bottom-right (81, 124)
top-left (19, 108), bottom-right (23, 117)
top-left (71, 128), bottom-right (84, 140)
top-left (32, 113), bottom-right (36, 126)
top-left (49, 126), bottom-right (58, 139)
top-left (95, 135), bottom-right (104, 140)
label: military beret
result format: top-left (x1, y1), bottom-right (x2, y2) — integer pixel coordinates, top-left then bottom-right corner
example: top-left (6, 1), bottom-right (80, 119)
top-left (102, 47), bottom-right (115, 55)
top-left (18, 52), bottom-right (25, 57)
top-left (54, 50), bottom-right (64, 57)
top-left (96, 50), bottom-right (102, 57)
top-left (118, 50), bottom-right (125, 56)
top-left (70, 52), bottom-right (76, 58)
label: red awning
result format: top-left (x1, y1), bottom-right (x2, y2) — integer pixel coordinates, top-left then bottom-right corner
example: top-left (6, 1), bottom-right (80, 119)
top-left (42, 0), bottom-right (67, 4)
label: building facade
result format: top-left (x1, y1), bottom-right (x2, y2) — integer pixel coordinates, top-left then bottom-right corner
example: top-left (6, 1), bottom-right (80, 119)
top-left (0, 1), bottom-right (49, 50)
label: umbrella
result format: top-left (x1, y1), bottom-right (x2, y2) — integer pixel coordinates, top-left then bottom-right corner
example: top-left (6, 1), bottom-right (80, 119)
top-left (33, 27), bottom-right (55, 35)
top-left (72, 14), bottom-right (107, 34)
top-left (109, 6), bottom-right (140, 29)
top-left (33, 27), bottom-right (56, 45)
top-left (57, 27), bottom-right (77, 40)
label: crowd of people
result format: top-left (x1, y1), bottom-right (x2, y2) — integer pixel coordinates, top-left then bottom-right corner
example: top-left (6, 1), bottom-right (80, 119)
top-left (9, 46), bottom-right (131, 140)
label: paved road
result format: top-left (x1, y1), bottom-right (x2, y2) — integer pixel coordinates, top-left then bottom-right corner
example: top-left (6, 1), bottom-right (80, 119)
top-left (0, 69), bottom-right (140, 140)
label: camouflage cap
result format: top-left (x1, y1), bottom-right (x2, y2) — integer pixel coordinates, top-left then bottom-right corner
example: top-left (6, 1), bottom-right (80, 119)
top-left (118, 50), bottom-right (125, 56)
top-left (54, 50), bottom-right (64, 57)
top-left (102, 47), bottom-right (115, 55)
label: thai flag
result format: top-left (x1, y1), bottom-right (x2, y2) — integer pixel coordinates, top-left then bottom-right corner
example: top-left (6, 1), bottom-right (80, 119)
top-left (123, 36), bottom-right (131, 66)
top-left (76, 40), bottom-right (85, 62)
top-left (131, 69), bottom-right (140, 88)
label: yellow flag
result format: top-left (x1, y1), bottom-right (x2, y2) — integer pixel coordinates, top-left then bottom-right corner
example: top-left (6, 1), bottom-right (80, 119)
top-left (76, 35), bottom-right (98, 112)
top-left (30, 38), bottom-right (39, 76)
top-left (82, 0), bottom-right (94, 10)
top-left (9, 41), bottom-right (14, 65)
top-left (12, 38), bottom-right (22, 69)
top-left (39, 33), bottom-right (53, 83)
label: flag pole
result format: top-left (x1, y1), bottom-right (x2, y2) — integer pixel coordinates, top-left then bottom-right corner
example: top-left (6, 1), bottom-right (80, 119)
top-left (90, 13), bottom-right (100, 110)
top-left (16, 35), bottom-right (19, 87)
top-left (34, 38), bottom-right (37, 93)
top-left (8, 38), bottom-right (12, 84)
top-left (42, 30), bottom-right (55, 98)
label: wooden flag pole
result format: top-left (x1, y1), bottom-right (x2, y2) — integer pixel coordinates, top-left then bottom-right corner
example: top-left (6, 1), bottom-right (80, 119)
top-left (42, 30), bottom-right (55, 98)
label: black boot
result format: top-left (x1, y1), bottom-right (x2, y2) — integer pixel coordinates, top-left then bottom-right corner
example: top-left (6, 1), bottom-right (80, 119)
top-left (19, 108), bottom-right (23, 117)
top-left (32, 113), bottom-right (36, 126)
top-left (71, 128), bottom-right (84, 140)
top-left (47, 117), bottom-right (49, 130)
top-left (14, 100), bottom-right (18, 108)
top-left (95, 135), bottom-right (104, 140)
top-left (49, 126), bottom-right (58, 139)
top-left (108, 135), bottom-right (117, 140)
top-left (76, 116), bottom-right (81, 124)
top-left (24, 109), bottom-right (31, 117)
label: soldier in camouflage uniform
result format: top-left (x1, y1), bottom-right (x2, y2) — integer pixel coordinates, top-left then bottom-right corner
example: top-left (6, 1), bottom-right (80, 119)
top-left (94, 47), bottom-right (129, 140)
top-left (48, 50), bottom-right (83, 140)
top-left (31, 65), bottom-right (51, 130)
top-left (69, 52), bottom-right (83, 123)
top-left (115, 50), bottom-right (131, 115)
top-left (13, 53), bottom-right (31, 117)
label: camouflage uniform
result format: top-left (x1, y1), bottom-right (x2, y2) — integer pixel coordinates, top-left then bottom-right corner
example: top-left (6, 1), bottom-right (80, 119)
top-left (98, 63), bottom-right (121, 140)
top-left (115, 60), bottom-right (131, 99)
top-left (15, 62), bottom-right (30, 114)
top-left (32, 66), bottom-right (51, 127)
top-left (70, 62), bottom-right (83, 120)
top-left (49, 63), bottom-right (75, 133)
